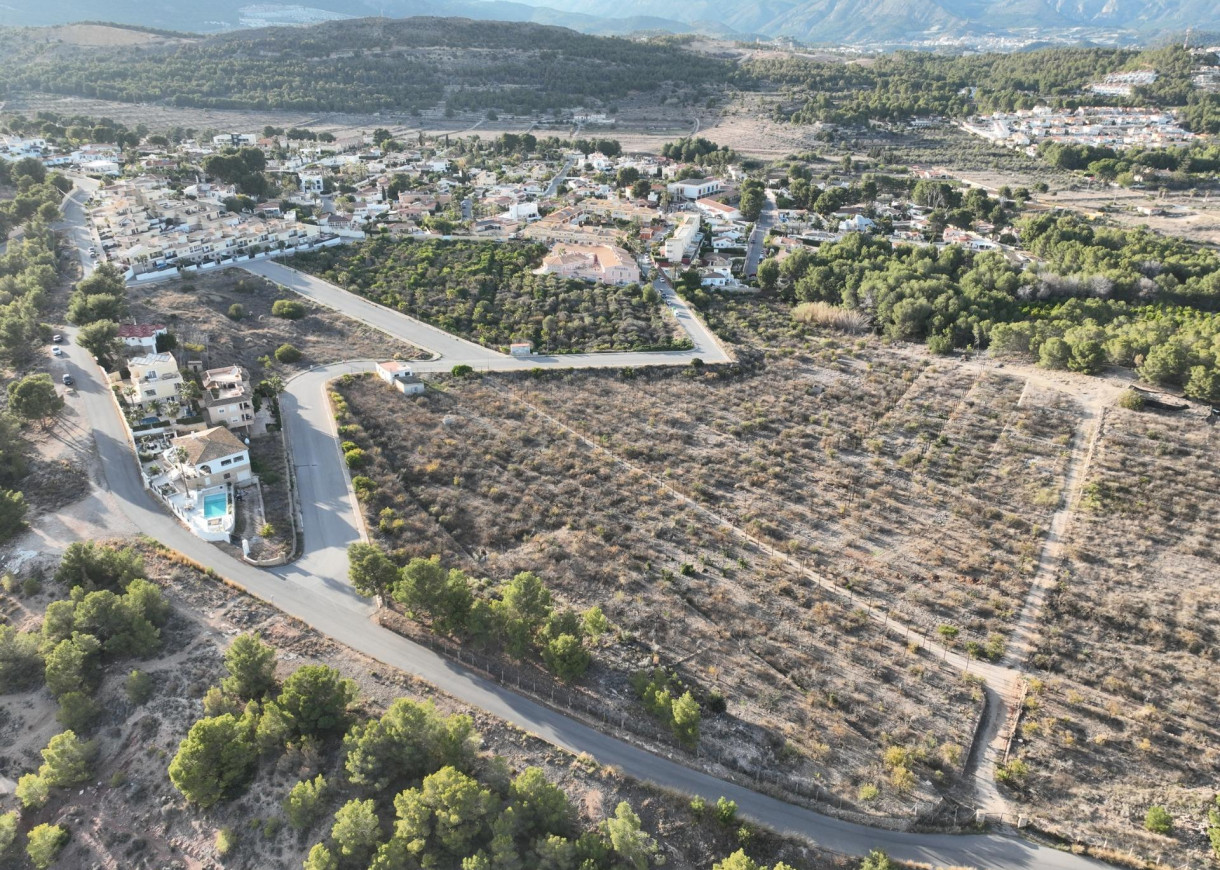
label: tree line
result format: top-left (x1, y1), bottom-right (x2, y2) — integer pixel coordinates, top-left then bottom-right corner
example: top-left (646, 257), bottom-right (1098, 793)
top-left (759, 212), bottom-right (1220, 401)
top-left (0, 160), bottom-right (73, 541)
top-left (747, 45), bottom-right (1216, 130)
top-left (349, 544), bottom-right (606, 685)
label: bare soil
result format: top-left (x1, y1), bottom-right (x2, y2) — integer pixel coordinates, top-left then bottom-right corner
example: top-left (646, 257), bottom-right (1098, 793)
top-left (126, 270), bottom-right (428, 382)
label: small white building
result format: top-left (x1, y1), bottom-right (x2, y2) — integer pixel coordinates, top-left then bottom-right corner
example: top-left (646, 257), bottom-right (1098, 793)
top-left (510, 342), bottom-right (533, 357)
top-left (696, 198), bottom-right (741, 221)
top-left (375, 361), bottom-right (425, 395)
top-left (506, 201), bottom-right (540, 222)
top-left (299, 172), bottom-right (325, 194)
top-left (667, 179), bottom-right (723, 200)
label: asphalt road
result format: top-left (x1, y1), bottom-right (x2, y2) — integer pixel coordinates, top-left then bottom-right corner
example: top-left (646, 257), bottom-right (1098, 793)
top-left (544, 154), bottom-right (578, 198)
top-left (745, 190), bottom-right (777, 278)
top-left (66, 344), bottom-right (1107, 870)
top-left (55, 190), bottom-right (1110, 868)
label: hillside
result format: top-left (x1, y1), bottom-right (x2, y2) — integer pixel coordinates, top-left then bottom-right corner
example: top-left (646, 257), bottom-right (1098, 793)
top-left (0, 17), bottom-right (733, 115)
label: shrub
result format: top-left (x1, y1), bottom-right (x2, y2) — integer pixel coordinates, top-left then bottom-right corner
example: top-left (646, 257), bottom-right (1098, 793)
top-left (715, 796), bottom-right (737, 826)
top-left (344, 448), bottom-right (368, 469)
top-left (995, 758), bottom-right (1029, 786)
top-left (26, 824), bottom-right (67, 870)
top-left (227, 303), bottom-right (245, 320)
top-left (1117, 388), bottom-right (1145, 411)
top-left (1145, 805), bottom-right (1174, 835)
top-left (286, 774), bottom-right (329, 831)
top-left (271, 299), bottom-right (306, 319)
top-left (16, 773), bottom-right (49, 809)
top-left (125, 670), bottom-right (154, 704)
top-left (451, 364), bottom-right (474, 377)
top-left (542, 633), bottom-right (590, 683)
top-left (216, 828), bottom-right (235, 856)
top-left (275, 343), bottom-right (303, 364)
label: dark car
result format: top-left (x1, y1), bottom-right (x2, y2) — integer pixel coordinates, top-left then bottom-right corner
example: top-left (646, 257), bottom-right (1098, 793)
top-left (61, 374), bottom-right (74, 386)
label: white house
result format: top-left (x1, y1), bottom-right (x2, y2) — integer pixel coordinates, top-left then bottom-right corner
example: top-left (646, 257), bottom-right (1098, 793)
top-left (299, 172), bottom-right (325, 194)
top-left (506, 201), bottom-right (540, 222)
top-left (696, 198), bottom-right (741, 221)
top-left (128, 353), bottom-right (182, 407)
top-left (667, 179), bottom-right (723, 200)
top-left (117, 323), bottom-right (167, 352)
top-left (375, 360), bottom-right (425, 396)
top-left (168, 426), bottom-right (252, 488)
top-left (838, 215), bottom-right (877, 234)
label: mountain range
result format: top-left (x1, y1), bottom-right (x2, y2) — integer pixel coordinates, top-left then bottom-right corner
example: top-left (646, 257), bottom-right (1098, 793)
top-left (2, 0), bottom-right (1217, 44)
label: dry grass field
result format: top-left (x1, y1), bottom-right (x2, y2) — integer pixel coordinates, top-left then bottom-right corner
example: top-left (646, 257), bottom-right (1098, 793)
top-left (337, 369), bottom-right (984, 820)
top-left (1009, 407), bottom-right (1220, 863)
top-left (126, 271), bottom-right (428, 380)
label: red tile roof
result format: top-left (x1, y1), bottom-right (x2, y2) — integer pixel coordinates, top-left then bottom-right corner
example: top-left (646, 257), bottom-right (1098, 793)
top-left (118, 323), bottom-right (166, 339)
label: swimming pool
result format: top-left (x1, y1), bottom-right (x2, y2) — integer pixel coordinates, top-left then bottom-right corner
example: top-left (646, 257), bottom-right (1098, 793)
top-left (203, 492), bottom-right (228, 519)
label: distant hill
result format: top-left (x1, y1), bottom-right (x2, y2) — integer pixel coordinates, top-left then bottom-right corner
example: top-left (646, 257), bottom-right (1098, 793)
top-left (0, 17), bottom-right (732, 115)
top-left (5, 0), bottom-right (1218, 43)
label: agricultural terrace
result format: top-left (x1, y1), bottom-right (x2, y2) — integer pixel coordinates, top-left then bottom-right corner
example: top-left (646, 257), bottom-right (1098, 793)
top-left (333, 342), bottom-right (1054, 818)
top-left (290, 237), bottom-right (689, 354)
top-left (1012, 406), bottom-right (1220, 860)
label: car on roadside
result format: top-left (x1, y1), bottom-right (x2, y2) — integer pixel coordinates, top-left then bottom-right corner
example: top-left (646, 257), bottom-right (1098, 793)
top-left (51, 346), bottom-right (63, 357)
top-left (61, 374), bottom-right (74, 386)
top-left (52, 334), bottom-right (63, 344)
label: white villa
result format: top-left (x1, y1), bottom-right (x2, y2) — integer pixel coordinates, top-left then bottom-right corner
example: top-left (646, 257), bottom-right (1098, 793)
top-left (147, 426), bottom-right (254, 542)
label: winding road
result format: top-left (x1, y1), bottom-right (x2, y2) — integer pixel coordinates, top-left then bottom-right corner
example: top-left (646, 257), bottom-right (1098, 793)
top-left (56, 186), bottom-right (1110, 869)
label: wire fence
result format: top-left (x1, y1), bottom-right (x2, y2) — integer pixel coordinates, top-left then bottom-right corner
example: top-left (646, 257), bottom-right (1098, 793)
top-left (377, 608), bottom-right (961, 834)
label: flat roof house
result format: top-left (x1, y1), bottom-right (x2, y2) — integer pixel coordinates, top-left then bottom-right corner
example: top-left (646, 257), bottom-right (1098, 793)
top-left (129, 352), bottom-right (182, 407)
top-left (375, 361), bottom-right (425, 395)
top-left (201, 365), bottom-right (256, 429)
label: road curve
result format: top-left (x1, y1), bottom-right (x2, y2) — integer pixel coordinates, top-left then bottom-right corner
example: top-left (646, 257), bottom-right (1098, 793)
top-left (57, 192), bottom-right (1111, 868)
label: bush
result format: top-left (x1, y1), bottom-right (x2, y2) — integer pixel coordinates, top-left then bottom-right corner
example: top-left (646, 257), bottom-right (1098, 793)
top-left (216, 828), bottom-right (235, 856)
top-left (275, 343), bottom-right (303, 364)
top-left (451, 364), bottom-right (474, 377)
top-left (1145, 805), bottom-right (1174, 835)
top-left (542, 633), bottom-right (590, 683)
top-left (1117, 388), bottom-right (1145, 411)
top-left (227, 303), bottom-right (245, 320)
top-left (344, 447), bottom-right (368, 469)
top-left (16, 773), bottom-right (49, 809)
top-left (286, 774), bottom-right (329, 831)
top-left (271, 299), bottom-right (306, 319)
top-left (56, 691), bottom-right (102, 733)
top-left (125, 669), bottom-right (154, 704)
top-left (26, 824), bottom-right (67, 870)
top-left (715, 796), bottom-right (737, 826)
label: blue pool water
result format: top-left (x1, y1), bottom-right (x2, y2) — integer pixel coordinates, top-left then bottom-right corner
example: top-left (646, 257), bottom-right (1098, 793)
top-left (203, 492), bottom-right (228, 519)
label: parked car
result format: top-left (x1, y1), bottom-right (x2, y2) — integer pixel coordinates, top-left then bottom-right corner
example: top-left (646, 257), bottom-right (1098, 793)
top-left (52, 334), bottom-right (63, 344)
top-left (51, 346), bottom-right (63, 357)
top-left (61, 374), bottom-right (74, 386)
